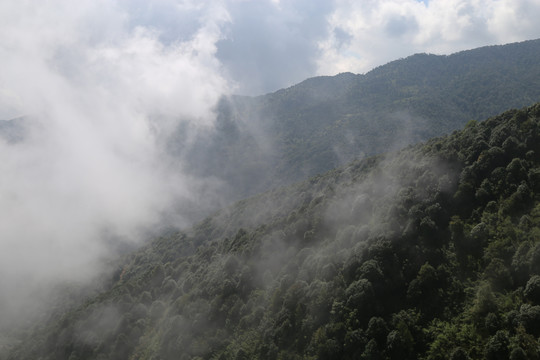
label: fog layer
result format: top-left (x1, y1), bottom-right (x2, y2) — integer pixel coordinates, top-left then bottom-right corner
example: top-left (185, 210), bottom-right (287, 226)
top-left (0, 0), bottom-right (230, 327)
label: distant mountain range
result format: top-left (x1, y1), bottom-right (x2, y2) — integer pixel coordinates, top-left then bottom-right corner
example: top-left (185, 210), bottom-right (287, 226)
top-left (182, 38), bottom-right (540, 202)
top-left (4, 39), bottom-right (540, 216)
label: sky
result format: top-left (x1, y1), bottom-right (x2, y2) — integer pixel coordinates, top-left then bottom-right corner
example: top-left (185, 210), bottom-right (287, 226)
top-left (0, 0), bottom-right (540, 327)
top-left (107, 0), bottom-right (540, 96)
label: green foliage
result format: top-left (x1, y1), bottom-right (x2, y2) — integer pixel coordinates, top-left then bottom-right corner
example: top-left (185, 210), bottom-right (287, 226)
top-left (484, 330), bottom-right (510, 360)
top-left (10, 102), bottom-right (540, 359)
top-left (524, 275), bottom-right (540, 304)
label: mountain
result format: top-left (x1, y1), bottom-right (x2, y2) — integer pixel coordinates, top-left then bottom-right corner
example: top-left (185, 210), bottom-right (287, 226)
top-left (9, 103), bottom-right (540, 359)
top-left (4, 39), bottom-right (540, 216)
top-left (183, 39), bottom-right (540, 202)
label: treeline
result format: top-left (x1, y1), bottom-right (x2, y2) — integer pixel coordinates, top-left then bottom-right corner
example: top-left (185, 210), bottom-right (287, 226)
top-left (9, 103), bottom-right (540, 359)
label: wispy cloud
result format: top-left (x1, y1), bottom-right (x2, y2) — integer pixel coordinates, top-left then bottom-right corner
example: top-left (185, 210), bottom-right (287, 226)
top-left (0, 0), bottom-right (231, 326)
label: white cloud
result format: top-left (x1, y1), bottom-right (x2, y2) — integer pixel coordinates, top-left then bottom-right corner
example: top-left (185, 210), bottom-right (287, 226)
top-left (0, 0), bottom-right (231, 326)
top-left (317, 0), bottom-right (540, 75)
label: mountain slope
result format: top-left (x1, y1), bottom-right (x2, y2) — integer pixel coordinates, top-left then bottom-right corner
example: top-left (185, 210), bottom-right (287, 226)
top-left (185, 39), bottom-right (540, 202)
top-left (4, 40), bottom-right (540, 216)
top-left (10, 103), bottom-right (540, 359)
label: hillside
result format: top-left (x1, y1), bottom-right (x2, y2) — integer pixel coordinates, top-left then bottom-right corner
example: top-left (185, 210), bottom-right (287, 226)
top-left (183, 39), bottom-right (540, 202)
top-left (9, 103), bottom-right (540, 359)
top-left (4, 40), bottom-right (540, 214)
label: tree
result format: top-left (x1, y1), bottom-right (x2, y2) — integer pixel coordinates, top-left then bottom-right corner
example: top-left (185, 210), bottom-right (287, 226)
top-left (518, 304), bottom-right (540, 336)
top-left (509, 347), bottom-right (527, 360)
top-left (484, 331), bottom-right (509, 360)
top-left (450, 347), bottom-right (470, 360)
top-left (360, 339), bottom-right (381, 360)
top-left (524, 275), bottom-right (540, 304)
top-left (366, 317), bottom-right (388, 345)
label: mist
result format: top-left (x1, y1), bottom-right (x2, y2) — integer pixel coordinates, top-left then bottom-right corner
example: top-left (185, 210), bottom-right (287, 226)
top-left (0, 0), bottom-right (231, 328)
top-left (1, 0), bottom-right (540, 338)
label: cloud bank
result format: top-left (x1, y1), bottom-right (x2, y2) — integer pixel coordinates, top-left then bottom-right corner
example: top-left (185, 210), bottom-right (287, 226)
top-left (0, 0), bottom-right (231, 326)
top-left (124, 0), bottom-right (540, 94)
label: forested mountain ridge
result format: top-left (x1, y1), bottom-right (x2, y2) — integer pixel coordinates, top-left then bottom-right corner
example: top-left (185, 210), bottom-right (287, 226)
top-left (10, 103), bottom-right (540, 359)
top-left (4, 39), bottom-right (540, 213)
top-left (185, 39), bottom-right (540, 201)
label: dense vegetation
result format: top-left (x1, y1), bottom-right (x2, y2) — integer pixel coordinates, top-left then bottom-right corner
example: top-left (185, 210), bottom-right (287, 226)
top-left (9, 103), bottom-right (540, 359)
top-left (184, 39), bottom-right (540, 202)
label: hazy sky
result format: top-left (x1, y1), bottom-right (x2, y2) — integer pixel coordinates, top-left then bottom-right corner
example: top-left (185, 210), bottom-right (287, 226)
top-left (0, 1), bottom-right (539, 102)
top-left (0, 0), bottom-right (540, 327)
top-left (117, 0), bottom-right (540, 95)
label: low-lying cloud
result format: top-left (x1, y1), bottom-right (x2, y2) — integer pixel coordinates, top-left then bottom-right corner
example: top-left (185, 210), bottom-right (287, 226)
top-left (0, 0), bottom-right (231, 327)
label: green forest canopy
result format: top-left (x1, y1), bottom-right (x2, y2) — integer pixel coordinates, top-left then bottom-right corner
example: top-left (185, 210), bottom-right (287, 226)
top-left (9, 103), bottom-right (540, 359)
